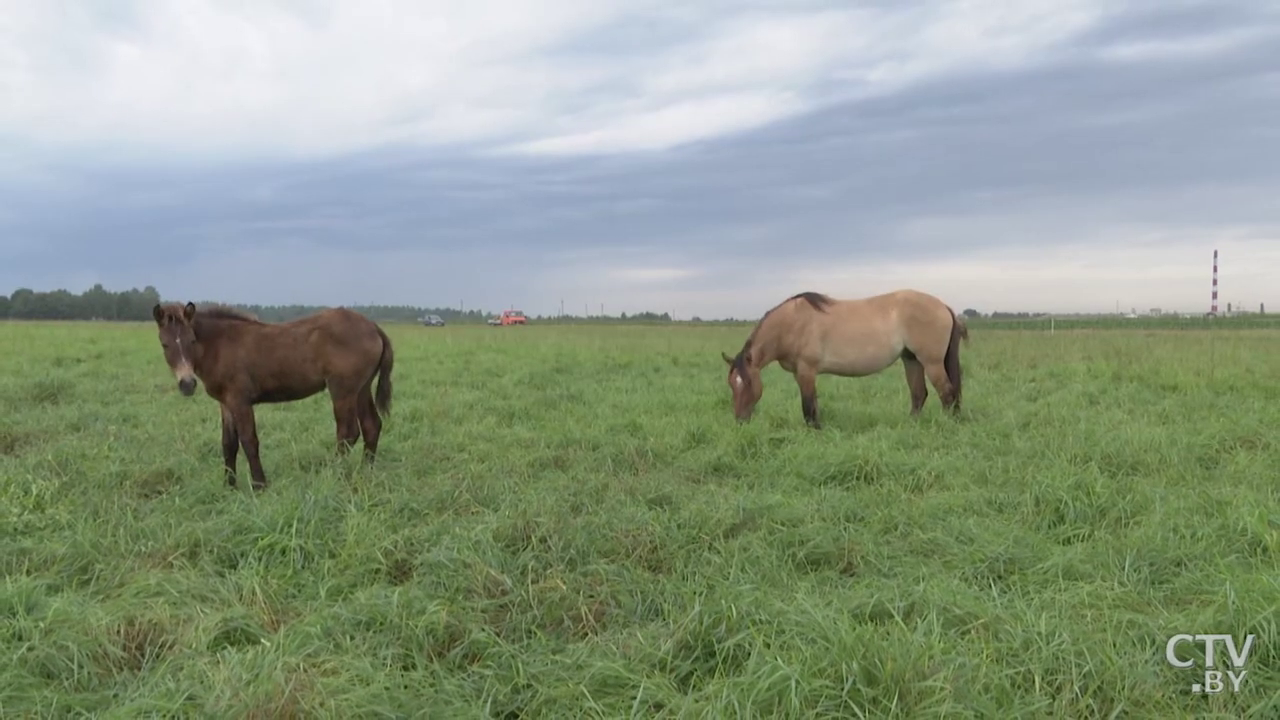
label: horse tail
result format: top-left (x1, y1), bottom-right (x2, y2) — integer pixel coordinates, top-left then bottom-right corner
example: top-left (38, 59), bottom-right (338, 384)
top-left (374, 326), bottom-right (394, 417)
top-left (944, 307), bottom-right (965, 408)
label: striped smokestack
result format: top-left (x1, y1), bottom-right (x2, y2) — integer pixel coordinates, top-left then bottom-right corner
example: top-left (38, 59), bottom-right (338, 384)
top-left (1211, 249), bottom-right (1219, 316)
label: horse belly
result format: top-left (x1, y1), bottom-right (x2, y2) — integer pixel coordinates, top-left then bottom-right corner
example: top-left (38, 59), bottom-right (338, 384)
top-left (824, 351), bottom-right (900, 377)
top-left (254, 380), bottom-right (326, 404)
top-left (820, 331), bottom-right (904, 377)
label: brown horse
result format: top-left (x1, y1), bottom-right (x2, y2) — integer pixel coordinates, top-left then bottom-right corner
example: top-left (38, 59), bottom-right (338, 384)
top-left (151, 302), bottom-right (394, 489)
top-left (721, 289), bottom-right (968, 428)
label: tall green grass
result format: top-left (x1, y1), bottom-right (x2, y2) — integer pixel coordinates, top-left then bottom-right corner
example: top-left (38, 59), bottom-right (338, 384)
top-left (969, 313), bottom-right (1280, 331)
top-left (1, 320), bottom-right (1277, 717)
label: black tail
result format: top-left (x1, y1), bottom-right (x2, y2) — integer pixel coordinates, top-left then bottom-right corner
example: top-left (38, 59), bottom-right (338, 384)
top-left (944, 308), bottom-right (964, 411)
top-left (374, 326), bottom-right (394, 417)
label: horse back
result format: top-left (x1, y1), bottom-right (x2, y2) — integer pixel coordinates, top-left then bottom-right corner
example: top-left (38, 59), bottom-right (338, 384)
top-left (204, 309), bottom-right (384, 401)
top-left (802, 290), bottom-right (954, 373)
top-left (282, 308), bottom-right (384, 371)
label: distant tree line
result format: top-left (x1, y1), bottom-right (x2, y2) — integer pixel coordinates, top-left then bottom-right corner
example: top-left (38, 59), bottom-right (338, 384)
top-left (1, 285), bottom-right (163, 320)
top-left (0, 284), bottom-right (494, 324)
top-left (0, 285), bottom-right (706, 324)
top-left (965, 309), bottom-right (1048, 319)
top-left (11, 286), bottom-right (1268, 328)
top-left (225, 303), bottom-right (491, 324)
top-left (539, 311), bottom-right (674, 324)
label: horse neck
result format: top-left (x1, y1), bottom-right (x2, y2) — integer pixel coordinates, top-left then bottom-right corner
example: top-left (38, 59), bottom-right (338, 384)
top-left (745, 318), bottom-right (781, 370)
top-left (191, 316), bottom-right (245, 373)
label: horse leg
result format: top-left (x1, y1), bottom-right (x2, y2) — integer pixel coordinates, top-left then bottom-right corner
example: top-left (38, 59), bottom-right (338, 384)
top-left (330, 391), bottom-right (361, 455)
top-left (795, 367), bottom-right (821, 429)
top-left (220, 403), bottom-right (239, 487)
top-left (229, 403), bottom-right (268, 490)
top-left (356, 384), bottom-right (382, 463)
top-left (902, 354), bottom-right (928, 416)
top-left (923, 362), bottom-right (957, 412)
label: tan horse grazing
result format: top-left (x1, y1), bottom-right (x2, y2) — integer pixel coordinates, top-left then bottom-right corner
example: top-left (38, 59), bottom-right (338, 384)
top-left (721, 289), bottom-right (968, 428)
top-left (151, 302), bottom-right (394, 490)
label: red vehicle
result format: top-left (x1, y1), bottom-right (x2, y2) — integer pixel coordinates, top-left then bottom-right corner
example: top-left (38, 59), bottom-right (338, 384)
top-left (489, 309), bottom-right (527, 326)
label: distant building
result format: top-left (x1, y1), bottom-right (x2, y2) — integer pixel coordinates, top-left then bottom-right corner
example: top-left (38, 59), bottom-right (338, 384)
top-left (1148, 308), bottom-right (1162, 317)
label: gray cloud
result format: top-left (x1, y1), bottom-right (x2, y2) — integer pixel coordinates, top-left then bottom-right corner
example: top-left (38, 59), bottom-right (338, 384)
top-left (2, 0), bottom-right (1279, 315)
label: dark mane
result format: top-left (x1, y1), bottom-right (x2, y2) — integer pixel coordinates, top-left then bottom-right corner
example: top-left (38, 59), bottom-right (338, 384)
top-left (196, 304), bottom-right (260, 323)
top-left (788, 291), bottom-right (834, 312)
top-left (732, 291), bottom-right (833, 376)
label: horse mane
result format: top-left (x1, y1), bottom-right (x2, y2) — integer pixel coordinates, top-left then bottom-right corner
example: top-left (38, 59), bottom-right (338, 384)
top-left (732, 291), bottom-right (833, 374)
top-left (195, 304), bottom-right (260, 323)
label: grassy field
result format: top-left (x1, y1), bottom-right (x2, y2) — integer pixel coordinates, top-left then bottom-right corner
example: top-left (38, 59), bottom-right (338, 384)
top-left (2, 319), bottom-right (1278, 718)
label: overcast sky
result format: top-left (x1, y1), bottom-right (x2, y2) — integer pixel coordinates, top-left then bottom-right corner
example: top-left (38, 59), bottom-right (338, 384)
top-left (2, 1), bottom-right (1278, 318)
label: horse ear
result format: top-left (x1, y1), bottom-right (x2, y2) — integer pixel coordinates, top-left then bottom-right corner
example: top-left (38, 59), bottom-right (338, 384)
top-left (721, 351), bottom-right (734, 365)
top-left (183, 302), bottom-right (196, 323)
top-left (152, 304), bottom-right (164, 326)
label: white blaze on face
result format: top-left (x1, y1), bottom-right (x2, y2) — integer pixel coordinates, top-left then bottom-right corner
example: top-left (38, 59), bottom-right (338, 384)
top-left (734, 374), bottom-right (744, 389)
top-left (173, 335), bottom-right (194, 380)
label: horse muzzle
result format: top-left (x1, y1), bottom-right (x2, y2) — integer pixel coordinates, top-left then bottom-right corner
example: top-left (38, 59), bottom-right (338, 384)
top-left (178, 377), bottom-right (197, 396)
